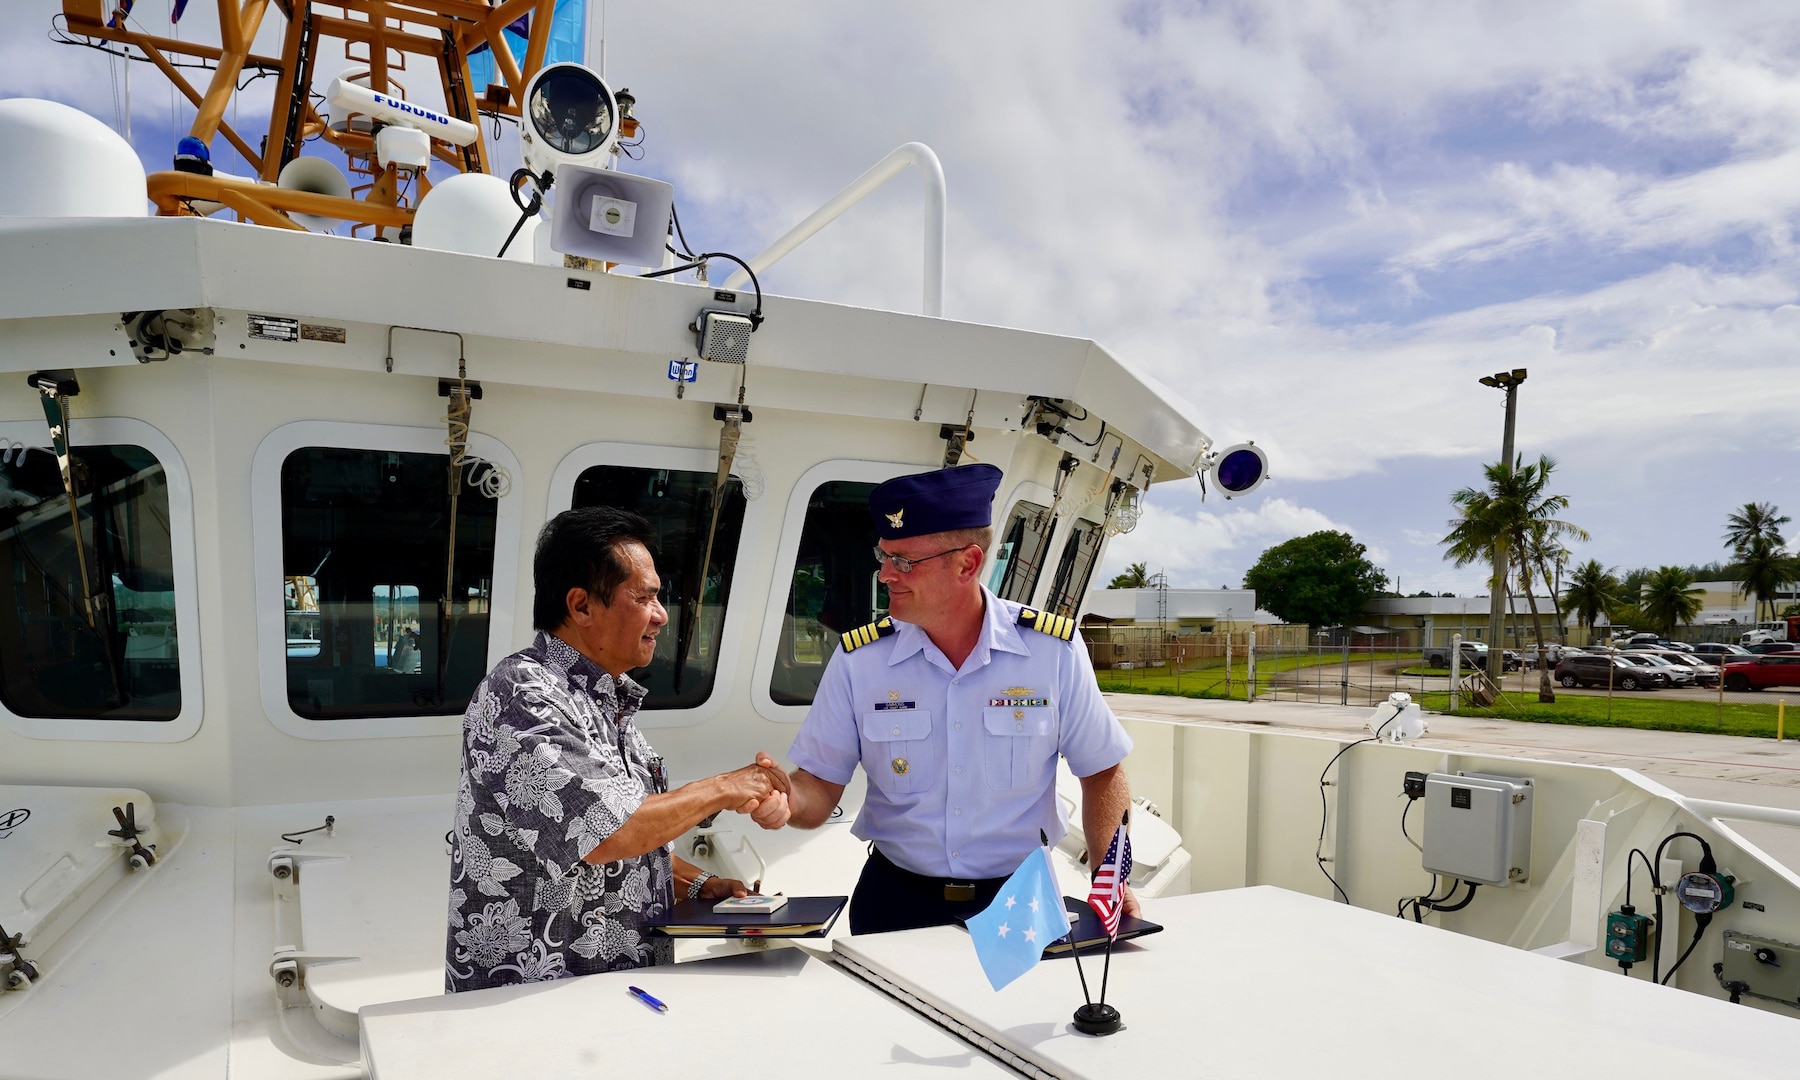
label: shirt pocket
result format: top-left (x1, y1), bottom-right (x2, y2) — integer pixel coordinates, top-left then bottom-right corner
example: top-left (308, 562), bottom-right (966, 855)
top-left (981, 706), bottom-right (1057, 791)
top-left (859, 709), bottom-right (933, 795)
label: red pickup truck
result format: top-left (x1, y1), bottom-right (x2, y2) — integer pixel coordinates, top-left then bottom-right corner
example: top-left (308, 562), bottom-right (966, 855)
top-left (1721, 654), bottom-right (1800, 692)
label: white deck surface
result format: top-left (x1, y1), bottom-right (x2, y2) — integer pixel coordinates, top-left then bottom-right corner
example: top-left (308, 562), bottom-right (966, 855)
top-left (359, 947), bottom-right (1017, 1079)
top-left (834, 886), bottom-right (1798, 1080)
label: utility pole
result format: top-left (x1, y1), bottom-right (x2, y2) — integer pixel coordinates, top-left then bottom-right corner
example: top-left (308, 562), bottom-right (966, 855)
top-left (1478, 368), bottom-right (1528, 690)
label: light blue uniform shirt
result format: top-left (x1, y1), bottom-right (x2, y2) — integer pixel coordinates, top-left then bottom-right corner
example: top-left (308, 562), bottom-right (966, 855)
top-left (788, 587), bottom-right (1132, 879)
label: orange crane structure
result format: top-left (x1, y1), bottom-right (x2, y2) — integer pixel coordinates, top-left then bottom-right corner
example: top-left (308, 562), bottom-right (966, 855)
top-left (57, 1), bottom-right (575, 236)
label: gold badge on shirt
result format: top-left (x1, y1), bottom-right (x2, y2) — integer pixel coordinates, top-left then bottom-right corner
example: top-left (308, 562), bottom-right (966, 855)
top-left (892, 757), bottom-right (910, 775)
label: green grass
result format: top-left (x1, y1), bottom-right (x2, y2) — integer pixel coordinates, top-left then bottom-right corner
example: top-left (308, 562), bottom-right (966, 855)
top-left (1095, 651), bottom-right (1414, 702)
top-left (1095, 666), bottom-right (1798, 740)
top-left (1416, 691), bottom-right (1793, 739)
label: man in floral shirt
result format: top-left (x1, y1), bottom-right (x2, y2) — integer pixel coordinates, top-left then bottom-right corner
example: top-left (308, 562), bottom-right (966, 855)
top-left (447, 507), bottom-right (787, 992)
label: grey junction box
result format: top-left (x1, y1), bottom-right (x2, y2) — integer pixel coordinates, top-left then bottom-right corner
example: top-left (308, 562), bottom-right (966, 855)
top-left (1421, 771), bottom-right (1533, 887)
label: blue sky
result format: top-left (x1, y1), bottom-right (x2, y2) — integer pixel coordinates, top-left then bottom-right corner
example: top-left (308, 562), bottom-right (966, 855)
top-left (8, 1), bottom-right (1800, 597)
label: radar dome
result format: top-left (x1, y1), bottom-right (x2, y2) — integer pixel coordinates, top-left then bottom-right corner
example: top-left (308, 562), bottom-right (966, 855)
top-left (0, 99), bottom-right (146, 218)
top-left (411, 172), bottom-right (537, 262)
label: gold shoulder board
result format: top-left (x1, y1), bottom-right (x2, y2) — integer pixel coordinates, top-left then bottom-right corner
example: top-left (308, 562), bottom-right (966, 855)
top-left (840, 617), bottom-right (897, 653)
top-left (1016, 608), bottom-right (1075, 641)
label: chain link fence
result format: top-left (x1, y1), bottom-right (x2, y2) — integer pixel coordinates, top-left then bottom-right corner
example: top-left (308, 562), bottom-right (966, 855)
top-left (1085, 627), bottom-right (1555, 707)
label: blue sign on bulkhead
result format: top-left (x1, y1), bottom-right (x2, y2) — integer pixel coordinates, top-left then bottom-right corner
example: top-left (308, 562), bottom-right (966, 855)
top-left (668, 361), bottom-right (698, 383)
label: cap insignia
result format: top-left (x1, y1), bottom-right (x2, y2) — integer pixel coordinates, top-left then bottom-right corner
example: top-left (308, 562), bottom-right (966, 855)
top-left (886, 508), bottom-right (905, 529)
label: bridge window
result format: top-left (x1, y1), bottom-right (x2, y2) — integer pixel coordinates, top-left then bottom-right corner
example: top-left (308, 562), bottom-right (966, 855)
top-left (990, 499), bottom-right (1055, 604)
top-left (768, 480), bottom-right (885, 706)
top-left (0, 444), bottom-right (180, 721)
top-left (1044, 517), bottom-right (1103, 617)
top-left (281, 447), bottom-right (497, 720)
top-left (570, 465), bottom-right (746, 709)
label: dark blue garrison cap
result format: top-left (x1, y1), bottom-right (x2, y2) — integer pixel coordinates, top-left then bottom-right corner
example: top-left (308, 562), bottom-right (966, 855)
top-left (869, 463), bottom-right (1003, 540)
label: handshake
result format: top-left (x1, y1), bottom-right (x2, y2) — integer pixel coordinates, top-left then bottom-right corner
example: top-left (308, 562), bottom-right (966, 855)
top-left (718, 751), bottom-right (795, 830)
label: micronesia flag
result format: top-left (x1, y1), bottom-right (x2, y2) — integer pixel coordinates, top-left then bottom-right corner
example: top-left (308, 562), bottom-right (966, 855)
top-left (966, 847), bottom-right (1069, 991)
top-left (1087, 823), bottom-right (1133, 940)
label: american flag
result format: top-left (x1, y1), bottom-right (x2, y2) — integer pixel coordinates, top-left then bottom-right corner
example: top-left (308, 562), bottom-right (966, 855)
top-left (1086, 823), bottom-right (1133, 940)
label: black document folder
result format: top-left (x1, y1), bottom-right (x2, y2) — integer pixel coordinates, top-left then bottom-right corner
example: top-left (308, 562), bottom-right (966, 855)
top-left (1041, 896), bottom-right (1163, 958)
top-left (649, 895), bottom-right (848, 939)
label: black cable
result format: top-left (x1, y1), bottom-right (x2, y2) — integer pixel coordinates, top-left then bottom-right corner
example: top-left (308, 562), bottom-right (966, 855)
top-left (1626, 847), bottom-right (1656, 910)
top-left (1647, 830), bottom-right (1716, 984)
top-left (639, 252), bottom-right (763, 327)
top-left (1661, 919), bottom-right (1710, 985)
top-left (497, 168), bottom-right (548, 259)
top-left (1423, 881), bottom-right (1480, 913)
top-left (1315, 736), bottom-right (1376, 903)
top-left (1400, 797), bottom-right (1419, 849)
top-left (669, 199), bottom-right (698, 259)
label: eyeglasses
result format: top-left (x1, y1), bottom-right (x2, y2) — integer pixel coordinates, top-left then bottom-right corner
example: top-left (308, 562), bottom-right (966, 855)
top-left (872, 544), bottom-right (969, 574)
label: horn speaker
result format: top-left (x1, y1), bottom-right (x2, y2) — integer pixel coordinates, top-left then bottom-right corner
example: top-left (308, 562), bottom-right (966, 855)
top-left (277, 157), bottom-right (352, 232)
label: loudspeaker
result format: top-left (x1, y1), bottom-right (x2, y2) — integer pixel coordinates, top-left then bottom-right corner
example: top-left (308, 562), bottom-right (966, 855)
top-left (548, 162), bottom-right (673, 267)
top-left (277, 156), bottom-right (352, 232)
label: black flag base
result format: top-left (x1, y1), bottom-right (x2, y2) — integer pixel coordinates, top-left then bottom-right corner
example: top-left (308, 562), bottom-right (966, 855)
top-left (1072, 1003), bottom-right (1122, 1036)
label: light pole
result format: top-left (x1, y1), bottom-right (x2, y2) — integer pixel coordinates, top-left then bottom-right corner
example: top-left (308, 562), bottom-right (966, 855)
top-left (1478, 368), bottom-right (1527, 690)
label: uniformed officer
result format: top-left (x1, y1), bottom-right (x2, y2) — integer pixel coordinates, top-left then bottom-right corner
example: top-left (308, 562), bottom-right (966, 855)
top-left (749, 463), bottom-right (1141, 934)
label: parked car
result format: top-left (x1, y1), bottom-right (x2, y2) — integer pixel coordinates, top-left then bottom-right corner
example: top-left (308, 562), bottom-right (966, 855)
top-left (1555, 654), bottom-right (1666, 690)
top-left (1663, 653), bottom-right (1721, 687)
top-left (1619, 632), bottom-right (1663, 648)
top-left (1745, 642), bottom-right (1800, 655)
top-left (1519, 644), bottom-right (1576, 667)
top-left (1624, 651), bottom-right (1696, 687)
top-left (1690, 642), bottom-right (1752, 663)
top-left (1722, 654), bottom-right (1800, 692)
top-left (1422, 641), bottom-right (1522, 670)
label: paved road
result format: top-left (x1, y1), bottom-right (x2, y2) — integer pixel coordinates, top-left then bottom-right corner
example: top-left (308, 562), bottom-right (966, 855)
top-left (1104, 691), bottom-right (1800, 873)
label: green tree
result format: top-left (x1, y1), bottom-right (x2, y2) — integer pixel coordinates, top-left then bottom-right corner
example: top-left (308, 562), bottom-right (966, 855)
top-left (1737, 535), bottom-right (1797, 622)
top-left (1640, 566), bottom-right (1704, 635)
top-left (1724, 502), bottom-right (1789, 554)
top-left (1241, 531), bottom-right (1387, 628)
top-left (1107, 561), bottom-right (1150, 589)
top-left (1561, 560), bottom-right (1622, 638)
top-left (1443, 454), bottom-right (1587, 701)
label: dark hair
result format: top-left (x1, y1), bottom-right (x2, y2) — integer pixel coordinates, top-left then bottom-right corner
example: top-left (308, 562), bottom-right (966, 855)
top-left (532, 507), bottom-right (657, 631)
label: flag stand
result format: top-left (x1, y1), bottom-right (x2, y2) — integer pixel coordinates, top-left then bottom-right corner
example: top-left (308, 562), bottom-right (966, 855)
top-left (1071, 936), bottom-right (1120, 1034)
top-left (1070, 811), bottom-right (1129, 1037)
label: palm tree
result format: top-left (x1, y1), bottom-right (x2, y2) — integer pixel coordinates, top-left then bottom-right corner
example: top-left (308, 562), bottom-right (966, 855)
top-left (1561, 560), bottom-right (1622, 640)
top-left (1724, 502), bottom-right (1789, 554)
top-left (1107, 561), bottom-right (1150, 589)
top-left (1444, 454), bottom-right (1588, 701)
top-left (1520, 522), bottom-right (1571, 644)
top-left (1738, 535), bottom-right (1797, 622)
top-left (1640, 566), bottom-right (1704, 636)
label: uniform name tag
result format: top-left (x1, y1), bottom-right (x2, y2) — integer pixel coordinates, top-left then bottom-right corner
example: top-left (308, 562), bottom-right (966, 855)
top-left (988, 697), bottom-right (1048, 708)
top-left (873, 701), bottom-right (917, 711)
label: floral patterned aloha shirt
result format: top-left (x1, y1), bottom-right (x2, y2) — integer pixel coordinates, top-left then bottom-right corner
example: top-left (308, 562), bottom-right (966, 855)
top-left (445, 631), bottom-right (674, 992)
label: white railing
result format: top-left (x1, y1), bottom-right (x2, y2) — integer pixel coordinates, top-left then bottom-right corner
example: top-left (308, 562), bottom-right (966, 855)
top-left (722, 142), bottom-right (946, 317)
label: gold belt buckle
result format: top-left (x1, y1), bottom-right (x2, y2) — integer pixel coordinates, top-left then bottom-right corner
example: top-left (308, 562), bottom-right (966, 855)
top-left (943, 882), bottom-right (977, 903)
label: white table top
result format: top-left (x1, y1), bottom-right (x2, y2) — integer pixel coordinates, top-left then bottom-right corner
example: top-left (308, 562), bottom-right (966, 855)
top-left (833, 886), bottom-right (1799, 1080)
top-left (359, 947), bottom-right (1017, 1079)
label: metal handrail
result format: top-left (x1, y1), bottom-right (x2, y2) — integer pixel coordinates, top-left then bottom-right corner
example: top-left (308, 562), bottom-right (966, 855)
top-left (1683, 798), bottom-right (1800, 830)
top-left (721, 142), bottom-right (946, 317)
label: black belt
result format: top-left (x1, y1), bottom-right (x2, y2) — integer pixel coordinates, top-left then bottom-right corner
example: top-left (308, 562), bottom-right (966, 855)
top-left (871, 846), bottom-right (1006, 903)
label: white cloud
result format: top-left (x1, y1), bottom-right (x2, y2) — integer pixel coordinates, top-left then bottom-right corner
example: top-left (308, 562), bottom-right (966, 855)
top-left (1098, 497), bottom-right (1354, 588)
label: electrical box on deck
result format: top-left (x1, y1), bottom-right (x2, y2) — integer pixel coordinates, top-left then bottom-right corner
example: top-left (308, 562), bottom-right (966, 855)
top-left (1421, 771), bottom-right (1533, 887)
top-left (1718, 931), bottom-right (1800, 1009)
top-left (1605, 910), bottom-right (1653, 964)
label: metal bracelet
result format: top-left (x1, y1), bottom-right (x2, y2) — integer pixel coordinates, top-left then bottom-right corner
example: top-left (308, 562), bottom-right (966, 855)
top-left (687, 871), bottom-right (713, 900)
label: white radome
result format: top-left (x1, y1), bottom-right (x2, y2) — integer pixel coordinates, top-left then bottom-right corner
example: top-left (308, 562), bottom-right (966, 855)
top-left (0, 98), bottom-right (146, 218)
top-left (410, 171), bottom-right (538, 261)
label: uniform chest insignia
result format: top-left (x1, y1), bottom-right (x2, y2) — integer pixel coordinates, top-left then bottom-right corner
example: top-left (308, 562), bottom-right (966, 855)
top-left (873, 700), bottom-right (916, 711)
top-left (892, 757), bottom-right (910, 775)
top-left (1016, 607), bottom-right (1076, 641)
top-left (886, 508), bottom-right (905, 529)
top-left (840, 616), bottom-right (897, 653)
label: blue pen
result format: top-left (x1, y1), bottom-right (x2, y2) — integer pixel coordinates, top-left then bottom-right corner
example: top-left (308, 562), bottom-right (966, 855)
top-left (627, 985), bottom-right (668, 1013)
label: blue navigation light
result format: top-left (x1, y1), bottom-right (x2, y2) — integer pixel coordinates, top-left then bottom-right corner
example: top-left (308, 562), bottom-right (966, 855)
top-left (1209, 443), bottom-right (1268, 499)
